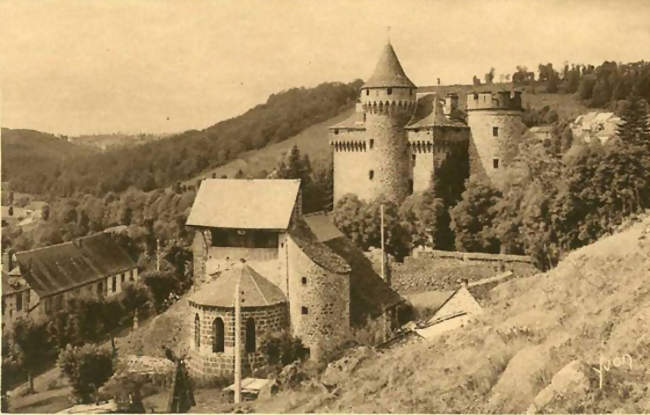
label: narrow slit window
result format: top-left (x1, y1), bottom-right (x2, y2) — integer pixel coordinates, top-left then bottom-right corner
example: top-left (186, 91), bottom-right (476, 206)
top-left (369, 139), bottom-right (374, 149)
top-left (301, 277), bottom-right (307, 285)
top-left (369, 170), bottom-right (374, 180)
top-left (493, 158), bottom-right (500, 169)
top-left (301, 306), bottom-right (308, 315)
top-left (387, 88), bottom-right (392, 95)
top-left (493, 126), bottom-right (499, 137)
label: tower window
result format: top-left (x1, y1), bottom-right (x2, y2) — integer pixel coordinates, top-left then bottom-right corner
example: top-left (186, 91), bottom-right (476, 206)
top-left (409, 89), bottom-right (413, 96)
top-left (194, 314), bottom-right (201, 348)
top-left (493, 158), bottom-right (500, 169)
top-left (334, 129), bottom-right (339, 135)
top-left (301, 277), bottom-right (307, 285)
top-left (493, 127), bottom-right (499, 137)
top-left (369, 170), bottom-right (374, 180)
top-left (366, 89), bottom-right (369, 96)
top-left (412, 153), bottom-right (416, 165)
top-left (387, 88), bottom-right (392, 95)
top-left (369, 139), bottom-right (374, 149)
top-left (301, 306), bottom-right (309, 315)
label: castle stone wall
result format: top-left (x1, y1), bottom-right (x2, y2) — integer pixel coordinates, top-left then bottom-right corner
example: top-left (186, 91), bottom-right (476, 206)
top-left (466, 110), bottom-right (525, 186)
top-left (331, 129), bottom-right (372, 204)
top-left (286, 236), bottom-right (350, 360)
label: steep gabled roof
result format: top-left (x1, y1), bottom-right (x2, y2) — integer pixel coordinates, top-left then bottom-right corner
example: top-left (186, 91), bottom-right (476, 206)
top-left (15, 233), bottom-right (136, 298)
top-left (289, 218), bottom-right (350, 275)
top-left (186, 179), bottom-right (300, 230)
top-left (363, 43), bottom-right (416, 89)
top-left (189, 263), bottom-right (286, 308)
top-left (407, 94), bottom-right (468, 129)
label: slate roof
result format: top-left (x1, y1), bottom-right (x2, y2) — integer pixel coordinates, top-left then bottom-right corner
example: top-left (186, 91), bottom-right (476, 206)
top-left (329, 111), bottom-right (366, 130)
top-left (302, 212), bottom-right (405, 324)
top-left (186, 179), bottom-right (300, 230)
top-left (14, 233), bottom-right (136, 298)
top-left (189, 263), bottom-right (286, 308)
top-left (407, 94), bottom-right (468, 129)
top-left (289, 217), bottom-right (350, 275)
top-left (363, 43), bottom-right (416, 89)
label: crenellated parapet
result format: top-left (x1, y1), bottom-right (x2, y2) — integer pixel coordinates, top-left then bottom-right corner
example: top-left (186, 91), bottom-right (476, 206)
top-left (362, 99), bottom-right (417, 115)
top-left (330, 139), bottom-right (368, 152)
top-left (466, 90), bottom-right (523, 111)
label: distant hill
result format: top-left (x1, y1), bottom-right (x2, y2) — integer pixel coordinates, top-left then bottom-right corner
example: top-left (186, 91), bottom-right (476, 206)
top-left (1, 128), bottom-right (98, 193)
top-left (68, 133), bottom-right (172, 151)
top-left (2, 80), bottom-right (363, 197)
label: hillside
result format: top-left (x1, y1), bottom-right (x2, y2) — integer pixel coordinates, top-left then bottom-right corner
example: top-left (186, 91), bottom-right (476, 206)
top-left (1, 81), bottom-right (362, 197)
top-left (254, 212), bottom-right (650, 413)
top-left (184, 107), bottom-right (354, 184)
top-left (68, 133), bottom-right (171, 151)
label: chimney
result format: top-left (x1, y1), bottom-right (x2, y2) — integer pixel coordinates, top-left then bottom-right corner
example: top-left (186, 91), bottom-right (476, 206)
top-left (2, 251), bottom-right (11, 273)
top-left (461, 279), bottom-right (469, 290)
top-left (444, 93), bottom-right (459, 116)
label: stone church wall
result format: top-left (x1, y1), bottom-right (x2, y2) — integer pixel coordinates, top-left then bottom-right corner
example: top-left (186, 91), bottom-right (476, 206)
top-left (286, 236), bottom-right (350, 361)
top-left (187, 302), bottom-right (288, 380)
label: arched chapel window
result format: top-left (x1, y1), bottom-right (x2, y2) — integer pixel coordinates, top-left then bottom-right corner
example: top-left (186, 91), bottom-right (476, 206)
top-left (213, 317), bottom-right (224, 353)
top-left (245, 318), bottom-right (256, 353)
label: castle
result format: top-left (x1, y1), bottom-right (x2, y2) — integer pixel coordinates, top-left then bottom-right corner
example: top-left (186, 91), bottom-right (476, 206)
top-left (329, 41), bottom-right (527, 204)
top-left (186, 179), bottom-right (404, 379)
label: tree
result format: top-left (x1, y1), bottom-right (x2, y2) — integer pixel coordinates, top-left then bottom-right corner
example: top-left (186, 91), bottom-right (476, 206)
top-left (399, 190), bottom-right (451, 250)
top-left (484, 67), bottom-right (495, 84)
top-left (449, 178), bottom-right (502, 253)
top-left (58, 344), bottom-right (114, 403)
top-left (13, 318), bottom-right (51, 393)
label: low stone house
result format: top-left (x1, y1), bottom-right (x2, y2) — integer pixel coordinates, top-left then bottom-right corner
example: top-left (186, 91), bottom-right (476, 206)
top-left (13, 232), bottom-right (138, 321)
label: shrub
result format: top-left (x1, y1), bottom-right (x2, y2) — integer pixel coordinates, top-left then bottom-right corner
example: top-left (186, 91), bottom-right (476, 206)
top-left (259, 331), bottom-right (308, 367)
top-left (142, 270), bottom-right (178, 312)
top-left (57, 344), bottom-right (114, 403)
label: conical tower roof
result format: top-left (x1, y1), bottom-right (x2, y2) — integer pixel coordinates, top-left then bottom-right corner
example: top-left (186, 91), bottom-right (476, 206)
top-left (190, 262), bottom-right (286, 308)
top-left (363, 42), bottom-right (415, 89)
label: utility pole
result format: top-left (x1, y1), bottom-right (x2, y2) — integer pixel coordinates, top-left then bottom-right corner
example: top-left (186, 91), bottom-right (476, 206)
top-left (156, 238), bottom-right (161, 272)
top-left (380, 204), bottom-right (385, 282)
top-left (234, 275), bottom-right (242, 404)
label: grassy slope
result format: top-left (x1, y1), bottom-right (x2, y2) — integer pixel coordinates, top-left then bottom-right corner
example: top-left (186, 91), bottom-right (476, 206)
top-left (255, 213), bottom-right (650, 413)
top-left (183, 107), bottom-right (354, 185)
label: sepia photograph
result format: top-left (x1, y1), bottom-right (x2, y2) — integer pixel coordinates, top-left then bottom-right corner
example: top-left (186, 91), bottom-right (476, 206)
top-left (1, 0), bottom-right (649, 413)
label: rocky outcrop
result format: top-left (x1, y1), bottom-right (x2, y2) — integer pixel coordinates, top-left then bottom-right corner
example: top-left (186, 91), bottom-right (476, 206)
top-left (527, 360), bottom-right (591, 414)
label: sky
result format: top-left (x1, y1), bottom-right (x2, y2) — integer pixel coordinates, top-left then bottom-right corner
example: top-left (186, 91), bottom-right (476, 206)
top-left (1, 0), bottom-right (649, 135)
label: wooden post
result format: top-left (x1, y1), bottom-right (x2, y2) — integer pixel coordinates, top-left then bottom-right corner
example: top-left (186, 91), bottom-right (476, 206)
top-left (380, 204), bottom-right (385, 283)
top-left (156, 238), bottom-right (161, 272)
top-left (234, 277), bottom-right (242, 404)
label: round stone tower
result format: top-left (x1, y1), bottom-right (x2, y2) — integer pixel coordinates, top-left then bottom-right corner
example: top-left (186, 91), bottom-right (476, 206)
top-left (359, 42), bottom-right (416, 202)
top-left (465, 90), bottom-right (526, 186)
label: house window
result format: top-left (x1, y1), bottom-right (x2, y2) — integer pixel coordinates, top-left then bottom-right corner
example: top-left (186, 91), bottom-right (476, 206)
top-left (301, 306), bottom-right (308, 315)
top-left (194, 314), bottom-right (201, 348)
top-left (130, 270), bottom-right (134, 282)
top-left (121, 274), bottom-right (125, 284)
top-left (245, 318), bottom-right (256, 353)
top-left (493, 158), bottom-right (500, 169)
top-left (112, 276), bottom-right (117, 293)
top-left (212, 317), bottom-right (224, 353)
top-left (387, 88), bottom-right (392, 95)
top-left (493, 126), bottom-right (499, 137)
top-left (97, 282), bottom-right (103, 297)
top-left (369, 139), bottom-right (374, 149)
top-left (25, 291), bottom-right (30, 308)
top-left (369, 170), bottom-right (374, 180)
top-left (301, 277), bottom-right (307, 285)
top-left (16, 293), bottom-right (22, 311)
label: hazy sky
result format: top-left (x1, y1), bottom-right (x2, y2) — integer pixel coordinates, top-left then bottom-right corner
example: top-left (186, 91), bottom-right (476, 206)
top-left (1, 0), bottom-right (649, 135)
